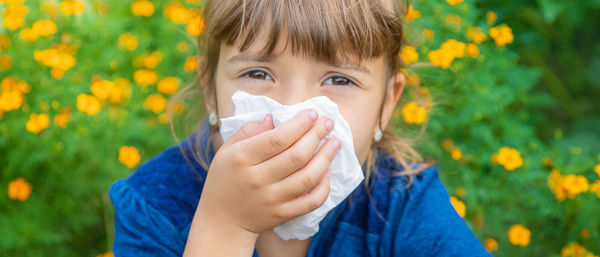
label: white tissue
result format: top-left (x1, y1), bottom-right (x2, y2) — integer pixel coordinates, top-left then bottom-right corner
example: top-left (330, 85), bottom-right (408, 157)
top-left (219, 90), bottom-right (364, 241)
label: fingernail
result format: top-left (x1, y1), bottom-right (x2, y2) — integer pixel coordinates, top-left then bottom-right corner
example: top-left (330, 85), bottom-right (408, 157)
top-left (330, 138), bottom-right (340, 151)
top-left (308, 109), bottom-right (318, 121)
top-left (325, 118), bottom-right (334, 132)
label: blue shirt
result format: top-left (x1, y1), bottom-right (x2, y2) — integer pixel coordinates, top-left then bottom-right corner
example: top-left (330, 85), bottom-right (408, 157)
top-left (109, 117), bottom-right (492, 257)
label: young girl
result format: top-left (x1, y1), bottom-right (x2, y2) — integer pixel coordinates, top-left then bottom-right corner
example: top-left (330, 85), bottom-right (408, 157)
top-left (109, 0), bottom-right (493, 256)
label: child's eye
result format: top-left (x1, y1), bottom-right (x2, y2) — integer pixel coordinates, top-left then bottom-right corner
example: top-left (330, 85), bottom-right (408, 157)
top-left (240, 69), bottom-right (274, 81)
top-left (323, 75), bottom-right (357, 87)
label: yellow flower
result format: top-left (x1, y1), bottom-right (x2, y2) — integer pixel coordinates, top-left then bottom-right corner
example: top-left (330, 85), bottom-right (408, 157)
top-left (3, 13), bottom-right (25, 31)
top-left (50, 68), bottom-right (64, 80)
top-left (131, 0), bottom-right (155, 17)
top-left (109, 78), bottom-right (133, 104)
top-left (186, 14), bottom-right (204, 36)
top-left (176, 41), bottom-right (189, 53)
top-left (562, 174), bottom-right (589, 199)
top-left (507, 224), bottom-right (531, 247)
top-left (76, 93), bottom-right (101, 115)
top-left (8, 177), bottom-right (32, 201)
top-left (1, 77), bottom-right (30, 93)
top-left (164, 1), bottom-right (193, 24)
top-left (118, 33), bottom-right (138, 51)
top-left (0, 34), bottom-right (11, 51)
top-left (449, 196), bottom-right (466, 218)
top-left (0, 55), bottom-right (12, 69)
top-left (487, 11), bottom-right (497, 25)
top-left (494, 146), bottom-right (523, 171)
top-left (0, 90), bottom-right (24, 111)
top-left (455, 186), bottom-right (466, 198)
top-left (405, 6), bottom-right (420, 20)
top-left (26, 113), bottom-right (50, 134)
top-left (450, 147), bottom-right (462, 160)
top-left (422, 29), bottom-right (434, 39)
top-left (133, 69), bottom-right (158, 87)
top-left (32, 20), bottom-right (58, 37)
top-left (158, 113), bottom-right (170, 124)
top-left (144, 94), bottom-right (167, 114)
top-left (19, 27), bottom-right (38, 42)
top-left (118, 146), bottom-right (141, 169)
top-left (142, 51), bottom-right (163, 69)
top-left (401, 102), bottom-right (427, 125)
top-left (441, 39), bottom-right (466, 58)
top-left (54, 107), bottom-right (71, 128)
top-left (561, 242), bottom-right (587, 257)
top-left (484, 238), bottom-right (498, 252)
top-left (590, 180), bottom-right (600, 198)
top-left (446, 0), bottom-right (464, 6)
top-left (184, 56), bottom-right (198, 72)
top-left (466, 27), bottom-right (487, 44)
top-left (60, 0), bottom-right (85, 16)
top-left (580, 229), bottom-right (590, 239)
top-left (444, 14), bottom-right (462, 28)
top-left (548, 169), bottom-right (568, 201)
top-left (427, 48), bottom-right (455, 69)
top-left (157, 77), bottom-right (180, 95)
top-left (33, 48), bottom-right (77, 71)
top-left (465, 43), bottom-right (479, 58)
top-left (91, 80), bottom-right (115, 101)
top-left (594, 164), bottom-right (600, 177)
top-left (489, 24), bottom-right (514, 46)
top-left (400, 45), bottom-right (419, 65)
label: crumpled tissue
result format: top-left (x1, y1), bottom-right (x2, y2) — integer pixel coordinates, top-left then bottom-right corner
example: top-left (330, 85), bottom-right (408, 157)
top-left (219, 90), bottom-right (364, 241)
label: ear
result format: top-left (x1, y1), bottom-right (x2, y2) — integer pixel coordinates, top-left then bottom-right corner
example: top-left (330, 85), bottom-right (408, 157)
top-left (379, 70), bottom-right (406, 131)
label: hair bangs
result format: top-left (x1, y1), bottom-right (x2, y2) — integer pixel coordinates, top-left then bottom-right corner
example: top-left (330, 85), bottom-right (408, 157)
top-left (204, 0), bottom-right (406, 66)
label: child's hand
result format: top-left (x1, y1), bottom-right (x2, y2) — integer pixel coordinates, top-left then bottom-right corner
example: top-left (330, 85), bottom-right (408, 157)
top-left (196, 109), bottom-right (340, 237)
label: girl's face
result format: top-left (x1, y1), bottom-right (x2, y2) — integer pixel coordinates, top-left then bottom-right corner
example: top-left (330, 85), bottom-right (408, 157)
top-left (207, 28), bottom-right (405, 166)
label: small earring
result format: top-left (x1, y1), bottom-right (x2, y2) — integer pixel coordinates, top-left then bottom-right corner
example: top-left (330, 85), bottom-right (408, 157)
top-left (373, 128), bottom-right (383, 142)
top-left (209, 112), bottom-right (217, 126)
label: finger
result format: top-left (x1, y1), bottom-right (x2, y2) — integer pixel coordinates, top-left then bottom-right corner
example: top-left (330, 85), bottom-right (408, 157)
top-left (221, 114), bottom-right (274, 149)
top-left (270, 137), bottom-right (340, 203)
top-left (277, 169), bottom-right (331, 219)
top-left (256, 116), bottom-right (334, 183)
top-left (236, 109), bottom-right (318, 165)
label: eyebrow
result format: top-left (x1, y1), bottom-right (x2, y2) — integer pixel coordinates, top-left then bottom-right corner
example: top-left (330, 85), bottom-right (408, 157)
top-left (228, 53), bottom-right (371, 74)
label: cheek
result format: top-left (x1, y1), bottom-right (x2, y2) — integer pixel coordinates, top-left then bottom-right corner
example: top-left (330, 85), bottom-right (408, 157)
top-left (337, 101), bottom-right (379, 165)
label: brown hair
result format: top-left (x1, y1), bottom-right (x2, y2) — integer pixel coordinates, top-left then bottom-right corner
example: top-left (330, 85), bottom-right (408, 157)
top-left (168, 0), bottom-right (435, 206)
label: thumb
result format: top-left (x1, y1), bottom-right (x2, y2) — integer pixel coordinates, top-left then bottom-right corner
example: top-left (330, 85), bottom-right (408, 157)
top-left (222, 114), bottom-right (273, 148)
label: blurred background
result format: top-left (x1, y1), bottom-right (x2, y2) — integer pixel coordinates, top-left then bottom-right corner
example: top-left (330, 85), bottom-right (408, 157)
top-left (0, 0), bottom-right (599, 256)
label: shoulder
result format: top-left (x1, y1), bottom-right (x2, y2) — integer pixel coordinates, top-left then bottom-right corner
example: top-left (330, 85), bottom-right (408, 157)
top-left (109, 135), bottom-right (208, 232)
top-left (374, 151), bottom-right (492, 256)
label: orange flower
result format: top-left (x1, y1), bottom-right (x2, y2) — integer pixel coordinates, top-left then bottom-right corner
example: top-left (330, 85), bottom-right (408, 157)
top-left (449, 196), bottom-right (466, 218)
top-left (400, 45), bottom-right (419, 64)
top-left (19, 27), bottom-right (38, 42)
top-left (131, 0), bottom-right (155, 17)
top-left (32, 20), bottom-right (58, 37)
top-left (405, 6), bottom-right (420, 20)
top-left (401, 102), bottom-right (427, 125)
top-left (26, 113), bottom-right (50, 134)
top-left (186, 14), bottom-right (204, 36)
top-left (119, 146), bottom-right (141, 169)
top-left (164, 1), bottom-right (193, 24)
top-left (184, 56), bottom-right (198, 72)
top-left (446, 0), bottom-right (464, 6)
top-left (118, 33), bottom-right (138, 52)
top-left (91, 80), bottom-right (116, 101)
top-left (450, 147), bottom-right (462, 160)
top-left (507, 224), bottom-right (531, 247)
top-left (8, 177), bottom-right (32, 201)
top-left (157, 77), bottom-right (180, 95)
top-left (133, 69), bottom-right (158, 87)
top-left (493, 146), bottom-right (523, 171)
top-left (489, 24), bottom-right (514, 46)
top-left (0, 55), bottom-right (12, 69)
top-left (76, 93), bottom-right (101, 115)
top-left (54, 108), bottom-right (72, 128)
top-left (144, 94), bottom-right (167, 114)
top-left (466, 27), bottom-right (487, 44)
top-left (422, 29), bottom-right (434, 39)
top-left (427, 48), bottom-right (455, 69)
top-left (465, 43), bottom-right (479, 58)
top-left (484, 238), bottom-right (498, 252)
top-left (60, 0), bottom-right (86, 16)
